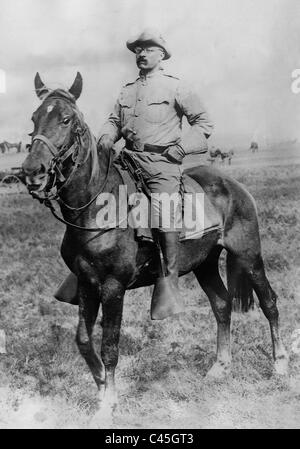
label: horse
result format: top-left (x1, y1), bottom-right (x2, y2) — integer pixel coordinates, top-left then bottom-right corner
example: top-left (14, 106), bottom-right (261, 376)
top-left (0, 140), bottom-right (22, 153)
top-left (22, 72), bottom-right (288, 423)
top-left (208, 149), bottom-right (234, 166)
top-left (0, 142), bottom-right (6, 154)
top-left (220, 150), bottom-right (234, 165)
top-left (208, 148), bottom-right (222, 164)
top-left (249, 141), bottom-right (258, 153)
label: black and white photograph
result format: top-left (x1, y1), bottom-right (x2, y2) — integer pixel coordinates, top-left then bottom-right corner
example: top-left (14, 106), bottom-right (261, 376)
top-left (0, 0), bottom-right (299, 430)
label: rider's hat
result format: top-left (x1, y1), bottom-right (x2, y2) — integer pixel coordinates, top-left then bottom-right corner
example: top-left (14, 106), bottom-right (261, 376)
top-left (126, 29), bottom-right (171, 60)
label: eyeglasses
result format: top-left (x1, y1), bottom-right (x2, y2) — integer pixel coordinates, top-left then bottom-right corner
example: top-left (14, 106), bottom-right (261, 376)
top-left (134, 47), bottom-right (160, 55)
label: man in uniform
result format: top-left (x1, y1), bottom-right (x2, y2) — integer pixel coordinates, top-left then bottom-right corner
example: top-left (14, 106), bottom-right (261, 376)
top-left (98, 29), bottom-right (213, 319)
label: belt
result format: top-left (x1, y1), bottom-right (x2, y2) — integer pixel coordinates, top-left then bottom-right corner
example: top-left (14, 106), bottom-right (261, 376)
top-left (125, 141), bottom-right (169, 154)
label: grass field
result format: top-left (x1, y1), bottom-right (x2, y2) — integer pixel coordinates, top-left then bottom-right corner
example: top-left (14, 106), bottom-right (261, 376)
top-left (0, 160), bottom-right (300, 428)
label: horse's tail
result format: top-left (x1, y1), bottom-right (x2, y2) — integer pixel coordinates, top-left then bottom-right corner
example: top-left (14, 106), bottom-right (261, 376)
top-left (226, 253), bottom-right (254, 313)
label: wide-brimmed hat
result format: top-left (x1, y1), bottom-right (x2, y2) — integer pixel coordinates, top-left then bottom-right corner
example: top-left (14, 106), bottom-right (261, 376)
top-left (126, 29), bottom-right (171, 60)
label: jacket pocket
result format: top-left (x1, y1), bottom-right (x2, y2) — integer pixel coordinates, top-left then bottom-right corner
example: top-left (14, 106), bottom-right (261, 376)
top-left (119, 93), bottom-right (135, 123)
top-left (145, 91), bottom-right (171, 124)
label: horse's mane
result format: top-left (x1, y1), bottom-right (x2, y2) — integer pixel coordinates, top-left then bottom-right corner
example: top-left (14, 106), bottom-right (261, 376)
top-left (44, 89), bottom-right (99, 184)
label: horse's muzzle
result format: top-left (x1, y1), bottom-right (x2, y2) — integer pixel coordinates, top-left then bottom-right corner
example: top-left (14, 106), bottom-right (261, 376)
top-left (25, 173), bottom-right (48, 192)
top-left (23, 161), bottom-right (48, 191)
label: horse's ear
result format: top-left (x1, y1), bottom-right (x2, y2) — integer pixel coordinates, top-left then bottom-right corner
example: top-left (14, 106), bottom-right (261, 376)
top-left (69, 72), bottom-right (82, 100)
top-left (34, 72), bottom-right (49, 99)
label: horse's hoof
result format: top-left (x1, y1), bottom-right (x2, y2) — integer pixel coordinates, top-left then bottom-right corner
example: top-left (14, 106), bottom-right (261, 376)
top-left (206, 361), bottom-right (231, 379)
top-left (274, 355), bottom-right (289, 376)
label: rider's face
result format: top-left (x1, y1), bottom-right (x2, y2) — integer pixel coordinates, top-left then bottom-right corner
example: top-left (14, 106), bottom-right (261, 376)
top-left (135, 45), bottom-right (164, 71)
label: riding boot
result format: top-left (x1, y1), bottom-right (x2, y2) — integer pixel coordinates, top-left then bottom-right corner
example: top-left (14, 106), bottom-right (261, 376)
top-left (54, 272), bottom-right (79, 305)
top-left (151, 231), bottom-right (183, 320)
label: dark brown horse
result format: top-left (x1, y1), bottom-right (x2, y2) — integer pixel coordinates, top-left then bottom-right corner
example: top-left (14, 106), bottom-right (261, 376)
top-left (22, 73), bottom-right (288, 423)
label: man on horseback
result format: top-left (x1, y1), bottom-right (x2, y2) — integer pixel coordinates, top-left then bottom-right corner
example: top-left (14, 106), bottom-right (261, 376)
top-left (98, 29), bottom-right (213, 319)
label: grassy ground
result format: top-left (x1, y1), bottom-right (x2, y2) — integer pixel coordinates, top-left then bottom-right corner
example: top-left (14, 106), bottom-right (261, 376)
top-left (0, 163), bottom-right (300, 428)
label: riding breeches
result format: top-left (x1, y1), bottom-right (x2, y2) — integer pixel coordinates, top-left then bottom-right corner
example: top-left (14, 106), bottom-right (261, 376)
top-left (125, 150), bottom-right (183, 231)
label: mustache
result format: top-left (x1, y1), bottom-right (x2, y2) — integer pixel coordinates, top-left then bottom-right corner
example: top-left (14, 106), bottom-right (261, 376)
top-left (137, 57), bottom-right (147, 63)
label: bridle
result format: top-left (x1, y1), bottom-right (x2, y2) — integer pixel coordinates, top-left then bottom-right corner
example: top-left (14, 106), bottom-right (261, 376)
top-left (29, 98), bottom-right (114, 232)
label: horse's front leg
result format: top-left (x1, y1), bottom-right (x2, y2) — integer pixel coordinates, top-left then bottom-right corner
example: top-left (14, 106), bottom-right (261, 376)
top-left (100, 277), bottom-right (125, 407)
top-left (90, 277), bottom-right (125, 428)
top-left (76, 281), bottom-right (105, 393)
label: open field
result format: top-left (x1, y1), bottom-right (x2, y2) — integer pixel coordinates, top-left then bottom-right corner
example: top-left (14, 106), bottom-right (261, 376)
top-left (0, 150), bottom-right (300, 428)
top-left (1, 140), bottom-right (300, 172)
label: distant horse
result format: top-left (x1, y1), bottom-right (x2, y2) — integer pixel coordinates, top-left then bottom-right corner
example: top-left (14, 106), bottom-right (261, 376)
top-left (0, 141), bottom-right (22, 153)
top-left (220, 150), bottom-right (234, 165)
top-left (22, 73), bottom-right (288, 422)
top-left (249, 141), bottom-right (258, 153)
top-left (208, 148), bottom-right (222, 164)
top-left (0, 141), bottom-right (9, 154)
top-left (208, 149), bottom-right (234, 165)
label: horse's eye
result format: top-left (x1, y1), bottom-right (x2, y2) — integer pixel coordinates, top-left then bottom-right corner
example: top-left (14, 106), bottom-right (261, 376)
top-left (28, 132), bottom-right (33, 137)
top-left (62, 117), bottom-right (71, 125)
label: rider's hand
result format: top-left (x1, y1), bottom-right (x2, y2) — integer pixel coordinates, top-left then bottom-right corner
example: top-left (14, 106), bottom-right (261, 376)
top-left (97, 134), bottom-right (114, 152)
top-left (162, 144), bottom-right (185, 164)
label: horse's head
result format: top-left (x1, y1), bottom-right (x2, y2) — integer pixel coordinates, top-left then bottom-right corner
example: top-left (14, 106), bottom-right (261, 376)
top-left (22, 72), bottom-right (83, 192)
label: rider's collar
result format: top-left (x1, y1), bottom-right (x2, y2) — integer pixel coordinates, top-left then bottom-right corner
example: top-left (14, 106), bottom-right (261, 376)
top-left (139, 67), bottom-right (164, 81)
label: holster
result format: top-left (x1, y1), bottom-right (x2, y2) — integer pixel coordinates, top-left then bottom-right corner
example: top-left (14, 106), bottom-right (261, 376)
top-left (117, 149), bottom-right (152, 197)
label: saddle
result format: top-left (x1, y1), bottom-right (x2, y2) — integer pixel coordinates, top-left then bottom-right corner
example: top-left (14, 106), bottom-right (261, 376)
top-left (113, 151), bottom-right (222, 243)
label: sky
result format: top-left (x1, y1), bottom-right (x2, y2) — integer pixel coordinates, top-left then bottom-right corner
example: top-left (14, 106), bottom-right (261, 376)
top-left (0, 0), bottom-right (300, 148)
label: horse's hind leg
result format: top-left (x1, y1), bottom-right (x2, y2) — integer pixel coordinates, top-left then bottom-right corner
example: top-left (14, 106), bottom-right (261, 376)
top-left (76, 281), bottom-right (105, 392)
top-left (231, 253), bottom-right (288, 375)
top-left (194, 247), bottom-right (232, 379)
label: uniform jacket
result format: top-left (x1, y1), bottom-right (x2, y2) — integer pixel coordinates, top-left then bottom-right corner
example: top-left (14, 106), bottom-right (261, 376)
top-left (100, 68), bottom-right (213, 154)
